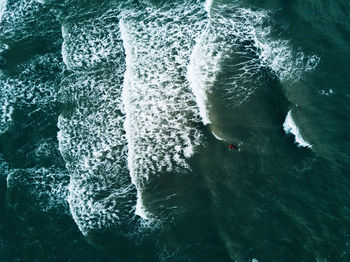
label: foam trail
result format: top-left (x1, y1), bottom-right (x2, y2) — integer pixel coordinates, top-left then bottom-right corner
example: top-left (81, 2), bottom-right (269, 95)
top-left (188, 4), bottom-right (319, 127)
top-left (283, 110), bottom-right (312, 148)
top-left (120, 3), bottom-right (207, 218)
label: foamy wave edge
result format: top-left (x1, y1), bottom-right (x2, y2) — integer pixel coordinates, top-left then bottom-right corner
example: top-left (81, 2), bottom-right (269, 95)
top-left (283, 110), bottom-right (312, 148)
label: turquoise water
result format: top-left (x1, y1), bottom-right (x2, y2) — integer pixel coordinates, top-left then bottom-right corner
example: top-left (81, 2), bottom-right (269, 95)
top-left (1, 0), bottom-right (350, 261)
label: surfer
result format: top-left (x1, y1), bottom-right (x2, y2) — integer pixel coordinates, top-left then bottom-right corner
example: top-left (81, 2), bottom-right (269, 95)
top-left (228, 144), bottom-right (238, 150)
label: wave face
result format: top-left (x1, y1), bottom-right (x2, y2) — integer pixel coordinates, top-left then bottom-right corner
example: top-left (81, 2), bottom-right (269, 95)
top-left (188, 2), bottom-right (319, 124)
top-left (119, 1), bottom-right (207, 218)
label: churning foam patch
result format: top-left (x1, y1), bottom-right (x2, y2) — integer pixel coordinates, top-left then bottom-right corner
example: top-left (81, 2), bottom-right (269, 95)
top-left (119, 3), bottom-right (207, 218)
top-left (188, 4), bottom-right (320, 125)
top-left (0, 0), bottom-right (60, 42)
top-left (57, 71), bottom-right (135, 235)
top-left (0, 154), bottom-right (9, 181)
top-left (0, 0), bottom-right (6, 22)
top-left (6, 167), bottom-right (70, 213)
top-left (0, 53), bottom-right (63, 134)
top-left (58, 6), bottom-right (140, 234)
top-left (0, 99), bottom-right (13, 135)
top-left (283, 110), bottom-right (312, 148)
top-left (61, 9), bottom-right (124, 72)
top-left (203, 0), bottom-right (212, 15)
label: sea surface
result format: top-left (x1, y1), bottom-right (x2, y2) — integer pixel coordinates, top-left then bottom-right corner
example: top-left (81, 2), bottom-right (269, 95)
top-left (0, 0), bottom-right (349, 261)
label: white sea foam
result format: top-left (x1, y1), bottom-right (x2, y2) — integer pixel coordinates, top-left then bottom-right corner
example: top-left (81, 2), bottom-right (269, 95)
top-left (283, 110), bottom-right (312, 148)
top-left (57, 70), bottom-right (135, 234)
top-left (119, 3), bottom-right (207, 218)
top-left (0, 99), bottom-right (13, 135)
top-left (0, 0), bottom-right (6, 22)
top-left (58, 7), bottom-right (140, 234)
top-left (204, 0), bottom-right (213, 15)
top-left (188, 4), bottom-right (320, 125)
top-left (0, 154), bottom-right (9, 181)
top-left (0, 0), bottom-right (59, 42)
top-left (135, 191), bottom-right (148, 219)
top-left (319, 89), bottom-right (334, 96)
top-left (6, 167), bottom-right (69, 213)
top-left (0, 53), bottom-right (63, 134)
top-left (61, 10), bottom-right (123, 72)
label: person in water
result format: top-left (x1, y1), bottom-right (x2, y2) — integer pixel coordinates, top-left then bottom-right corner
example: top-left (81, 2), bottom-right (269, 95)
top-left (228, 144), bottom-right (238, 150)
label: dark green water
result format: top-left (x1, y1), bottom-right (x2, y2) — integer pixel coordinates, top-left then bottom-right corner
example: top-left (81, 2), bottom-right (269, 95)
top-left (0, 0), bottom-right (350, 261)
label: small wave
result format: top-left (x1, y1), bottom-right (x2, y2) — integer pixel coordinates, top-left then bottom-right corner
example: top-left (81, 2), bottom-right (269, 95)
top-left (283, 110), bottom-right (312, 148)
top-left (211, 131), bottom-right (225, 141)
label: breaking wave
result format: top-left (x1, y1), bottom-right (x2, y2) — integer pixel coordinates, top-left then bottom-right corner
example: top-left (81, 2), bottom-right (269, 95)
top-left (120, 1), bottom-right (207, 218)
top-left (58, 7), bottom-right (138, 235)
top-left (188, 1), bottom-right (320, 124)
top-left (283, 110), bottom-right (312, 148)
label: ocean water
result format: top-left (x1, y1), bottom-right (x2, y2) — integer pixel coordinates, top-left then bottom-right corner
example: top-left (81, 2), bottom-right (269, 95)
top-left (0, 0), bottom-right (349, 261)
